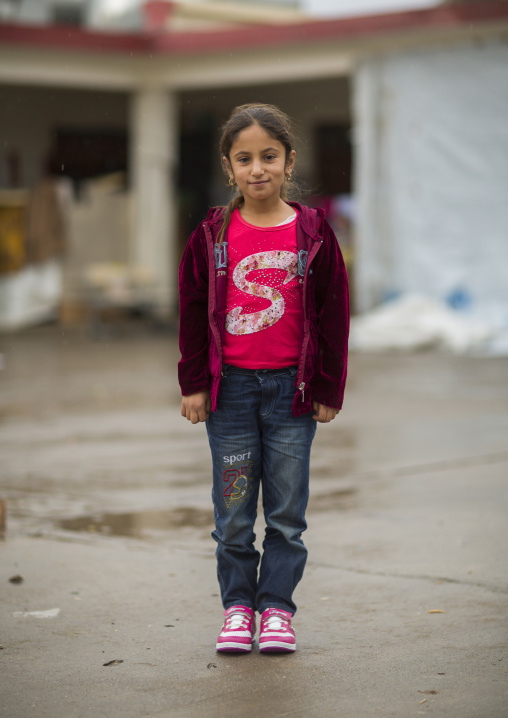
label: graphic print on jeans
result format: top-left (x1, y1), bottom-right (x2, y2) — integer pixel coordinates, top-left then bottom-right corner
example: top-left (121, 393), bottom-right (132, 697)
top-left (222, 451), bottom-right (254, 510)
top-left (225, 250), bottom-right (298, 336)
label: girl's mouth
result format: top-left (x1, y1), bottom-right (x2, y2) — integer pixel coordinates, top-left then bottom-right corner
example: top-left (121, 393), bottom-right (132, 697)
top-left (250, 180), bottom-right (268, 186)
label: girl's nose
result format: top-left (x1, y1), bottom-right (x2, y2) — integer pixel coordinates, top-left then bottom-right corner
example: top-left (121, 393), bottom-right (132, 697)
top-left (251, 159), bottom-right (263, 175)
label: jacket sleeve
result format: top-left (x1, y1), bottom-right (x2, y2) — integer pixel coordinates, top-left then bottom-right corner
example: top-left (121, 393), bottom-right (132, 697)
top-left (178, 224), bottom-right (211, 396)
top-left (310, 219), bottom-right (350, 409)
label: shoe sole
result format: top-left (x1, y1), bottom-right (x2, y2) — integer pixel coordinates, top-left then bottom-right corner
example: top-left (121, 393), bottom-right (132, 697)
top-left (259, 641), bottom-right (296, 653)
top-left (216, 641), bottom-right (253, 652)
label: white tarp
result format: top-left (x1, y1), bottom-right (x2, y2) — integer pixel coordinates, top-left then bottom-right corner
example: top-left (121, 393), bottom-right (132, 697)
top-left (354, 40), bottom-right (508, 328)
top-left (0, 259), bottom-right (62, 331)
top-left (349, 293), bottom-right (508, 355)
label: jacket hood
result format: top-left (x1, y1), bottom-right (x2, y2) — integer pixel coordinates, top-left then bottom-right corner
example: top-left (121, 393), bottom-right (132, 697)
top-left (206, 206), bottom-right (226, 225)
top-left (288, 201), bottom-right (325, 239)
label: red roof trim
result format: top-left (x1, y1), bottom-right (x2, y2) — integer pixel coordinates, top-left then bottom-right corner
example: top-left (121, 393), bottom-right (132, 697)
top-left (0, 23), bottom-right (149, 54)
top-left (0, 1), bottom-right (507, 57)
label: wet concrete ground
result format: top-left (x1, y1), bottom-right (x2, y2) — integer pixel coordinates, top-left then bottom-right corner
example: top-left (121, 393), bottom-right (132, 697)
top-left (1, 325), bottom-right (507, 717)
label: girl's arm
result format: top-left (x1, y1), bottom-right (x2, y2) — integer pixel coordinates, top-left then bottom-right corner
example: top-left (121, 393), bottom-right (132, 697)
top-left (311, 219), bottom-right (350, 410)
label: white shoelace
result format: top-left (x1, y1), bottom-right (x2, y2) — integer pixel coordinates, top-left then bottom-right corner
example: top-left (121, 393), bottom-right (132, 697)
top-left (225, 612), bottom-right (249, 631)
top-left (265, 615), bottom-right (287, 631)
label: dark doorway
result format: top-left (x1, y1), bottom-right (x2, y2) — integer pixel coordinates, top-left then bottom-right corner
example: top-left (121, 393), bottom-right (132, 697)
top-left (177, 113), bottom-right (215, 256)
top-left (50, 128), bottom-right (128, 188)
top-left (312, 122), bottom-right (355, 312)
top-left (315, 123), bottom-right (352, 195)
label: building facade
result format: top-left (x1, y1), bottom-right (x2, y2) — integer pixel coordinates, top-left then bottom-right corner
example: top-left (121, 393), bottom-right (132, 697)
top-left (1, 0), bottom-right (507, 325)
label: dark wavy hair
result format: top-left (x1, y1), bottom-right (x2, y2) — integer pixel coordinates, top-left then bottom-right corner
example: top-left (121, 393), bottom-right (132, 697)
top-left (217, 103), bottom-right (297, 244)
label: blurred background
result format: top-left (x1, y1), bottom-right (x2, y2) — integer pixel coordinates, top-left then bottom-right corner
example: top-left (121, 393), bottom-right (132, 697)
top-left (0, 0), bottom-right (507, 349)
top-left (1, 7), bottom-right (508, 714)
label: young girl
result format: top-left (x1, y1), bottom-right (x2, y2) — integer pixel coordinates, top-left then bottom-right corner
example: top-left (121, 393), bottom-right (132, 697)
top-left (179, 104), bottom-right (349, 653)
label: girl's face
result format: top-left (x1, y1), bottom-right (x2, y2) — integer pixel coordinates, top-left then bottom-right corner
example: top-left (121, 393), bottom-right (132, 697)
top-left (224, 123), bottom-right (295, 206)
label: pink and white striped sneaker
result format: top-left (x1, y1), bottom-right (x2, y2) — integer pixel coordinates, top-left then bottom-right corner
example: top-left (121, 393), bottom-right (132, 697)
top-left (216, 605), bottom-right (256, 653)
top-left (259, 608), bottom-right (296, 653)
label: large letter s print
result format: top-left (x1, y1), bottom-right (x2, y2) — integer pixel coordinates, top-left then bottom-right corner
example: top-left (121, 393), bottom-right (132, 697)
top-left (226, 251), bottom-right (297, 336)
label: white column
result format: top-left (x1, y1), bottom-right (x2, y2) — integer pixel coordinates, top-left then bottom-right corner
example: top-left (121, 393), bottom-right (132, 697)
top-left (130, 86), bottom-right (178, 316)
top-left (353, 61), bottom-right (390, 313)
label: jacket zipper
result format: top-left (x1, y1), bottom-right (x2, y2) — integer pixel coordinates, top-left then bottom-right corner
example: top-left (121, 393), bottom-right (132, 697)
top-left (297, 239), bottom-right (323, 402)
top-left (205, 222), bottom-right (223, 373)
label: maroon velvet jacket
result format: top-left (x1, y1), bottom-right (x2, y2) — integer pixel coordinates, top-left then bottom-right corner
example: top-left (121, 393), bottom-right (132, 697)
top-left (178, 202), bottom-right (349, 417)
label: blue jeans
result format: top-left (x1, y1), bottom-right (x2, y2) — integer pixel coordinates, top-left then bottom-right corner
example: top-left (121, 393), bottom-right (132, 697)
top-left (206, 364), bottom-right (317, 615)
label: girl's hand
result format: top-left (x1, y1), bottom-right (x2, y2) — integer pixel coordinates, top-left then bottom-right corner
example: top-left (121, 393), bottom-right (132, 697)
top-left (181, 391), bottom-right (211, 424)
top-left (312, 401), bottom-right (340, 423)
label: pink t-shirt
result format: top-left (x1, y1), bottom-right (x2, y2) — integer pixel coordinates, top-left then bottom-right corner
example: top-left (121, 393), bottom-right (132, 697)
top-left (222, 208), bottom-right (303, 369)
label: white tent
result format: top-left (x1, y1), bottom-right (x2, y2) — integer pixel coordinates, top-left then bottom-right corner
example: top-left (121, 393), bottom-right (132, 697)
top-left (354, 39), bottom-right (508, 331)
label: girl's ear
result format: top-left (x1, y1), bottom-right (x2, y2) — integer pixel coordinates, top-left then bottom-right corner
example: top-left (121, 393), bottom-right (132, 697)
top-left (223, 155), bottom-right (233, 180)
top-left (286, 150), bottom-right (296, 175)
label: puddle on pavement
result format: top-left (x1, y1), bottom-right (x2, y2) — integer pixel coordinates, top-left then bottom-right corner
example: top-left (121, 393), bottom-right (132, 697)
top-left (57, 507), bottom-right (213, 539)
top-left (55, 489), bottom-right (356, 539)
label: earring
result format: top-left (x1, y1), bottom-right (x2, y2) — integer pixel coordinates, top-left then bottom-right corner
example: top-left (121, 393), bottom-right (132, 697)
top-left (285, 174), bottom-right (292, 181)
top-left (228, 178), bottom-right (236, 187)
